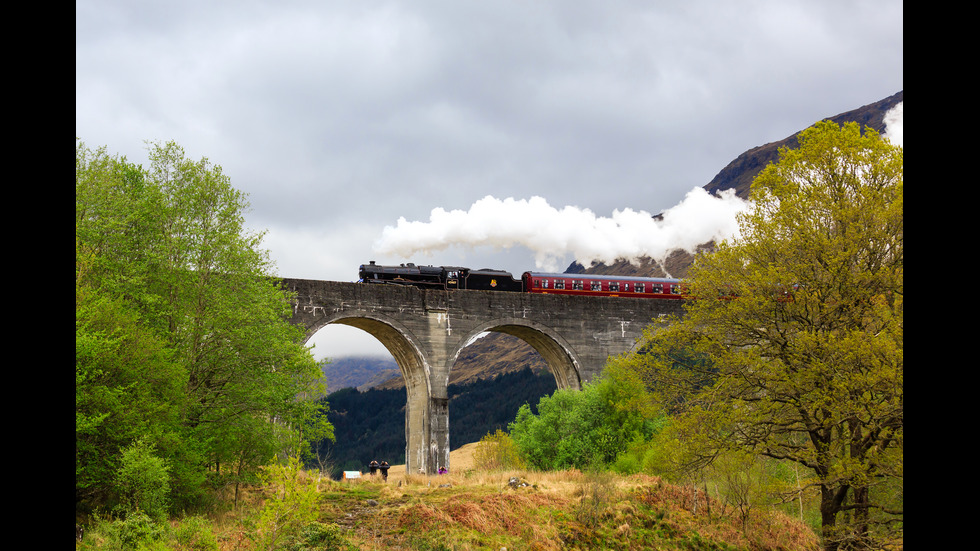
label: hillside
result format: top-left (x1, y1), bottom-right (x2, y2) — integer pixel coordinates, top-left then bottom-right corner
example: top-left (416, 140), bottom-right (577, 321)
top-left (320, 355), bottom-right (400, 391)
top-left (703, 90), bottom-right (903, 200)
top-left (373, 331), bottom-right (550, 391)
top-left (191, 460), bottom-right (821, 551)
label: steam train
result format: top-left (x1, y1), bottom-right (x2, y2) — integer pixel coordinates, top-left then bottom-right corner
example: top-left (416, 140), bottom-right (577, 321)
top-left (358, 261), bottom-right (686, 299)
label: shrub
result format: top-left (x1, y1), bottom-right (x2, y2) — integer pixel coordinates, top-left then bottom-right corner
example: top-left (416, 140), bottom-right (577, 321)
top-left (285, 521), bottom-right (358, 551)
top-left (173, 515), bottom-right (218, 551)
top-left (574, 469), bottom-right (619, 529)
top-left (473, 429), bottom-right (526, 471)
top-left (81, 510), bottom-right (167, 550)
top-left (116, 437), bottom-right (171, 520)
top-left (252, 455), bottom-right (321, 550)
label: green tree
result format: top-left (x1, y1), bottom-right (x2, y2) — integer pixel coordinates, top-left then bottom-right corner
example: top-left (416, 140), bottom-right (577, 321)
top-left (76, 139), bottom-right (329, 514)
top-left (508, 362), bottom-right (661, 470)
top-left (626, 121), bottom-right (902, 550)
top-left (300, 402), bottom-right (337, 473)
top-left (76, 249), bottom-right (186, 511)
top-left (116, 437), bottom-right (172, 521)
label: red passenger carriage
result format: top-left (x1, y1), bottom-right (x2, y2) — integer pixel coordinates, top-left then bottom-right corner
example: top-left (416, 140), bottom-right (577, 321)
top-left (522, 272), bottom-right (686, 299)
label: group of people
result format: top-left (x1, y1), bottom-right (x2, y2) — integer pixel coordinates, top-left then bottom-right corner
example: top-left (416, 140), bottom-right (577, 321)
top-left (367, 459), bottom-right (390, 481)
top-left (367, 459), bottom-right (450, 481)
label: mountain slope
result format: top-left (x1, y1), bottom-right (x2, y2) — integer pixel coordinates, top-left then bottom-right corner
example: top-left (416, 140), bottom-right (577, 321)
top-left (373, 331), bottom-right (549, 391)
top-left (704, 90), bottom-right (903, 200)
top-left (320, 356), bottom-right (400, 392)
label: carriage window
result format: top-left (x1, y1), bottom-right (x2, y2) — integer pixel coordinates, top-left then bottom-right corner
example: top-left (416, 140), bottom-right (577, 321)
top-left (609, 282), bottom-right (619, 292)
top-left (534, 279), bottom-right (541, 288)
top-left (671, 284), bottom-right (681, 295)
top-left (651, 283), bottom-right (663, 294)
top-left (572, 280), bottom-right (584, 290)
top-left (635, 283), bottom-right (645, 293)
top-left (555, 279), bottom-right (565, 290)
top-left (542, 279), bottom-right (550, 289)
top-left (591, 281), bottom-right (601, 291)
top-left (624, 283), bottom-right (630, 292)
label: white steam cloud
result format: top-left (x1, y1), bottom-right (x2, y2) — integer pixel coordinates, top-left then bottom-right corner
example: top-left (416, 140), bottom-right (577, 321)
top-left (374, 101), bottom-right (903, 274)
top-left (883, 101), bottom-right (903, 148)
top-left (373, 188), bottom-right (750, 273)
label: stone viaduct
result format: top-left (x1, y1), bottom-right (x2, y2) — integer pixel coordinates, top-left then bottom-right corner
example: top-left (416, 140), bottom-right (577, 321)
top-left (281, 278), bottom-right (685, 475)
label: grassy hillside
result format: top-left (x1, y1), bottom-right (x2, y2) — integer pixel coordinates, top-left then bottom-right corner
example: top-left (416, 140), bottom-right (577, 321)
top-left (78, 443), bottom-right (822, 550)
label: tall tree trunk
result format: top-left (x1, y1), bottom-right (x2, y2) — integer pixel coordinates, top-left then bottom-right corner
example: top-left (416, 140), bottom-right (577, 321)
top-left (820, 483), bottom-right (849, 551)
top-left (852, 485), bottom-right (870, 549)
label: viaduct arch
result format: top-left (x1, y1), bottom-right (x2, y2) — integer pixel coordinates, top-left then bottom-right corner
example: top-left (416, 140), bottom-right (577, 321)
top-left (282, 278), bottom-right (684, 475)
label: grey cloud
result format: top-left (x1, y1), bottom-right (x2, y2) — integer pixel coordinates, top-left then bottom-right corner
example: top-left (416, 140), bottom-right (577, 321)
top-left (77, 0), bottom-right (903, 292)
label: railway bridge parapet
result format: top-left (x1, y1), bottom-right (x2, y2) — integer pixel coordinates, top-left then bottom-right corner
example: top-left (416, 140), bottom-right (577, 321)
top-left (281, 278), bottom-right (685, 475)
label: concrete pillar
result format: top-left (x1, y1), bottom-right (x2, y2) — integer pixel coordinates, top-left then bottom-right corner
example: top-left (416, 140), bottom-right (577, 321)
top-left (428, 396), bottom-right (449, 474)
top-left (417, 302), bottom-right (453, 475)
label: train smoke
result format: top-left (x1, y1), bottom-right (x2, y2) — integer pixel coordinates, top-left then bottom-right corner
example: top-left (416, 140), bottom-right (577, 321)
top-left (883, 101), bottom-right (903, 147)
top-left (374, 101), bottom-right (903, 273)
top-left (373, 187), bottom-right (750, 272)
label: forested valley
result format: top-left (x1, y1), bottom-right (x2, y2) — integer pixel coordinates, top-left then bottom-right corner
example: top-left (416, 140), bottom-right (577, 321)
top-left (315, 366), bottom-right (557, 477)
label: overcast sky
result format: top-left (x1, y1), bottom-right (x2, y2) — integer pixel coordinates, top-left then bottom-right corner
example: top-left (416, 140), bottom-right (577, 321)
top-left (76, 1), bottom-right (903, 360)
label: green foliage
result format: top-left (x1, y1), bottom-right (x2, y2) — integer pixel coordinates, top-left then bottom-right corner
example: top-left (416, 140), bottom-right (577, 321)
top-left (171, 515), bottom-right (219, 551)
top-left (116, 438), bottom-right (171, 521)
top-left (75, 275), bottom-right (185, 511)
top-left (610, 418), bottom-right (672, 477)
top-left (80, 512), bottom-right (221, 551)
top-left (473, 429), bottom-right (526, 471)
top-left (253, 455), bottom-right (322, 550)
top-left (76, 139), bottom-right (330, 516)
top-left (508, 362), bottom-right (662, 470)
top-left (623, 121), bottom-right (903, 549)
top-left (300, 402), bottom-right (336, 472)
top-left (80, 510), bottom-right (167, 551)
top-left (283, 522), bottom-right (358, 551)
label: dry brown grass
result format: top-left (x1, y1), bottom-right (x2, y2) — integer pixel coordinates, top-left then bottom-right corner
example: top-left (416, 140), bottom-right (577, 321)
top-left (77, 437), bottom-right (832, 551)
top-left (144, 445), bottom-right (825, 551)
top-left (397, 492), bottom-right (567, 550)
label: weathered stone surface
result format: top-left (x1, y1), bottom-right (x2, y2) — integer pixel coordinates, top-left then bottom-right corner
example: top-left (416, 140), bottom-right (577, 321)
top-left (282, 279), bottom-right (685, 474)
